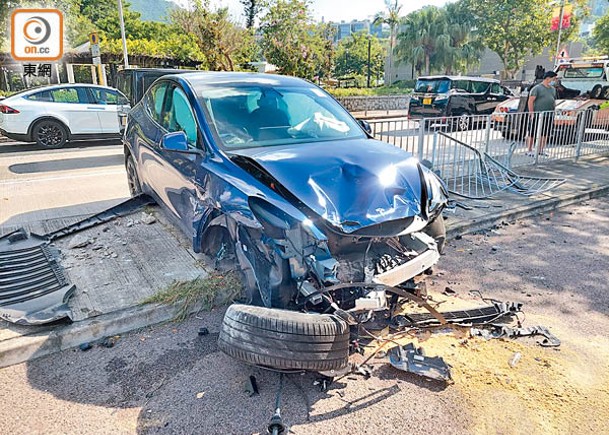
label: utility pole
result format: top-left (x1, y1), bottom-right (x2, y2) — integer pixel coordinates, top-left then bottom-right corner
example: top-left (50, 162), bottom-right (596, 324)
top-left (117, 0), bottom-right (129, 68)
top-left (367, 36), bottom-right (372, 88)
top-left (554, 0), bottom-right (565, 68)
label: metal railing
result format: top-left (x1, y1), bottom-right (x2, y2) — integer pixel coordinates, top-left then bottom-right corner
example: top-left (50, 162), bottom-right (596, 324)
top-left (369, 109), bottom-right (609, 168)
top-left (368, 109), bottom-right (609, 197)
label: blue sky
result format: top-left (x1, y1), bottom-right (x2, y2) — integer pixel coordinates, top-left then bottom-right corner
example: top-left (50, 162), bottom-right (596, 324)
top-left (171, 1), bottom-right (452, 23)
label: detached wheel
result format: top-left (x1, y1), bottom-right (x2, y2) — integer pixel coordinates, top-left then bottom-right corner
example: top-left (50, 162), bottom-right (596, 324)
top-left (602, 86), bottom-right (609, 100)
top-left (218, 304), bottom-right (350, 372)
top-left (33, 119), bottom-right (68, 148)
top-left (126, 155), bottom-right (142, 196)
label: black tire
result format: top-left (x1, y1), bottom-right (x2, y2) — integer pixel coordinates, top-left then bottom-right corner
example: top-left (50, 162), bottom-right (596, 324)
top-left (125, 155), bottom-right (142, 196)
top-left (33, 119), bottom-right (68, 149)
top-left (423, 215), bottom-right (446, 255)
top-left (591, 84), bottom-right (603, 99)
top-left (218, 304), bottom-right (350, 372)
top-left (601, 86), bottom-right (609, 100)
top-left (453, 112), bottom-right (471, 131)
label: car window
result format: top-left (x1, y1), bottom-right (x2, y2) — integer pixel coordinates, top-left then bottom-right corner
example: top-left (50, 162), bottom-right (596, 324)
top-left (470, 81), bottom-right (490, 93)
top-left (162, 87), bottom-right (198, 146)
top-left (451, 80), bottom-right (470, 92)
top-left (50, 88), bottom-right (82, 103)
top-left (195, 83), bottom-right (365, 149)
top-left (491, 83), bottom-right (504, 95)
top-left (90, 88), bottom-right (118, 105)
top-left (415, 79), bottom-right (450, 94)
top-left (27, 90), bottom-right (53, 101)
top-left (145, 82), bottom-right (168, 124)
top-left (563, 67), bottom-right (604, 79)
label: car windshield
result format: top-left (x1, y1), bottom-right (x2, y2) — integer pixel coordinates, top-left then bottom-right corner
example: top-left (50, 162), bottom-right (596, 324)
top-left (560, 66), bottom-right (604, 79)
top-left (193, 83), bottom-right (365, 149)
top-left (415, 79), bottom-right (450, 94)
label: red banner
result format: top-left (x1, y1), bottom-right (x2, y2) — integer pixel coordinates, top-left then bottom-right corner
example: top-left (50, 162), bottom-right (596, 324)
top-left (551, 4), bottom-right (573, 31)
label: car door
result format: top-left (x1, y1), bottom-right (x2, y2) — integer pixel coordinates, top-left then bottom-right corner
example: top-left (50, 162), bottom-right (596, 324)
top-left (87, 87), bottom-right (129, 134)
top-left (469, 81), bottom-right (491, 114)
top-left (48, 87), bottom-right (102, 134)
top-left (139, 82), bottom-right (202, 237)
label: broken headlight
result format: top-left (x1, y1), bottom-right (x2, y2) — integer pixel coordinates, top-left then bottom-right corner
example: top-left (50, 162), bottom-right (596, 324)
top-left (424, 170), bottom-right (448, 217)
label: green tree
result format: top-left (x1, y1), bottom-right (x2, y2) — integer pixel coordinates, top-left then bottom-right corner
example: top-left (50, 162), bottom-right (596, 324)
top-left (240, 0), bottom-right (263, 29)
top-left (395, 6), bottom-right (450, 76)
top-left (592, 11), bottom-right (609, 54)
top-left (171, 1), bottom-right (257, 70)
top-left (259, 0), bottom-right (335, 79)
top-left (334, 32), bottom-right (385, 86)
top-left (373, 0), bottom-right (402, 85)
top-left (464, 0), bottom-right (587, 79)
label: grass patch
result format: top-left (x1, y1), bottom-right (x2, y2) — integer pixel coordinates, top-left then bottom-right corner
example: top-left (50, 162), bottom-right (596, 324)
top-left (143, 272), bottom-right (242, 321)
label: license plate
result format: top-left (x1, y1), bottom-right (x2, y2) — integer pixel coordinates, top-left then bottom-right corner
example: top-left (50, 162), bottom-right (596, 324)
top-left (423, 98), bottom-right (432, 105)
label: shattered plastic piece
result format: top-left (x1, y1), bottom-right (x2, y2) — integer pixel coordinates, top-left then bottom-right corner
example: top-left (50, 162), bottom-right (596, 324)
top-left (245, 375), bottom-right (259, 397)
top-left (44, 195), bottom-right (154, 240)
top-left (79, 342), bottom-right (93, 351)
top-left (388, 343), bottom-right (452, 382)
top-left (471, 324), bottom-right (560, 347)
top-left (402, 302), bottom-right (522, 326)
top-left (198, 327), bottom-right (210, 336)
top-left (508, 352), bottom-right (522, 368)
top-left (140, 212), bottom-right (156, 225)
top-left (99, 336), bottom-right (120, 348)
top-left (0, 229), bottom-right (75, 325)
top-left (67, 234), bottom-right (90, 249)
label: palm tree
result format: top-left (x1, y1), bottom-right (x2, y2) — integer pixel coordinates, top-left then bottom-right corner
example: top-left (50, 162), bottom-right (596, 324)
top-left (442, 2), bottom-right (483, 74)
top-left (373, 0), bottom-right (402, 85)
top-left (395, 6), bottom-right (450, 76)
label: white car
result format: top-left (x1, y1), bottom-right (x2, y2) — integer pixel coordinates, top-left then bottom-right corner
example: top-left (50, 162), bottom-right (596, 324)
top-left (0, 83), bottom-right (129, 148)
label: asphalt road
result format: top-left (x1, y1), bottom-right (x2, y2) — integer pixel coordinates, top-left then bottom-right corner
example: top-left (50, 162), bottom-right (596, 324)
top-left (0, 138), bottom-right (129, 231)
top-left (0, 197), bottom-right (608, 434)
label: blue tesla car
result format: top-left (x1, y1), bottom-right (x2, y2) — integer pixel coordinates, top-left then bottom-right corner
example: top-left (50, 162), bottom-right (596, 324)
top-left (123, 72), bottom-right (448, 312)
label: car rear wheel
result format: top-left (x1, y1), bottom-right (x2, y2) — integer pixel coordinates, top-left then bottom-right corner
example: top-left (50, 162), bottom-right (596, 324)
top-left (218, 304), bottom-right (350, 372)
top-left (453, 113), bottom-right (471, 131)
top-left (33, 120), bottom-right (68, 149)
top-left (591, 84), bottom-right (603, 99)
top-left (602, 86), bottom-right (609, 100)
top-left (126, 155), bottom-right (142, 196)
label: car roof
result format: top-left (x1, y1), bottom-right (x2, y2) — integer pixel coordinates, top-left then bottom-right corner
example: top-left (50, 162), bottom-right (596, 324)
top-left (12, 83), bottom-right (118, 98)
top-left (417, 75), bottom-right (500, 83)
top-left (177, 71), bottom-right (311, 87)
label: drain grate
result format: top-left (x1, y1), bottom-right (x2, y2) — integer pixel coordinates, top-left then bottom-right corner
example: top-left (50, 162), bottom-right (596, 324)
top-left (0, 229), bottom-right (74, 325)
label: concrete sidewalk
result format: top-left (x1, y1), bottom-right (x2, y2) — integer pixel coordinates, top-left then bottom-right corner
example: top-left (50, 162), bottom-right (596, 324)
top-left (1, 154), bottom-right (609, 368)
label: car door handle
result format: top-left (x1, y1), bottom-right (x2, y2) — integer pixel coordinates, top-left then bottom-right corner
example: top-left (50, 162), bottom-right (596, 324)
top-left (86, 106), bottom-right (105, 110)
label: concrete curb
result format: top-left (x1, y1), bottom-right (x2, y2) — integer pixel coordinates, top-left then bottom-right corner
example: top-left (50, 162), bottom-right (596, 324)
top-left (0, 303), bottom-right (181, 368)
top-left (446, 184), bottom-right (609, 239)
top-left (2, 183), bottom-right (609, 368)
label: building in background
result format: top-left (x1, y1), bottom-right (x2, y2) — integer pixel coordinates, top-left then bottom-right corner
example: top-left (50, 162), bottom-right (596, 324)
top-left (330, 19), bottom-right (386, 43)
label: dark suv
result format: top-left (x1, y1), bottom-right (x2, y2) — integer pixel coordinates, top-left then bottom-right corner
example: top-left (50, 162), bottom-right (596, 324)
top-left (408, 76), bottom-right (511, 130)
top-left (116, 68), bottom-right (196, 106)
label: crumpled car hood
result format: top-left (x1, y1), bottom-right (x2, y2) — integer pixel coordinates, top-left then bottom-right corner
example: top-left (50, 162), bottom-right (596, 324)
top-left (229, 138), bottom-right (425, 233)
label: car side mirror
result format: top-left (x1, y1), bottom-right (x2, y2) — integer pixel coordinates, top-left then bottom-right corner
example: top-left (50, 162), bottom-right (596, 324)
top-left (161, 131), bottom-right (189, 152)
top-left (358, 119), bottom-right (372, 135)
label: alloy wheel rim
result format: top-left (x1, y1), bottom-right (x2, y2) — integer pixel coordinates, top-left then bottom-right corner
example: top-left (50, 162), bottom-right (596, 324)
top-left (459, 115), bottom-right (469, 130)
top-left (37, 124), bottom-right (63, 146)
top-left (127, 161), bottom-right (140, 195)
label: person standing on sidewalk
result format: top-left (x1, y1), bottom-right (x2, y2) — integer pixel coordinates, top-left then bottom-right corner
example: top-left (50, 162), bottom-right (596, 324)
top-left (526, 71), bottom-right (558, 157)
